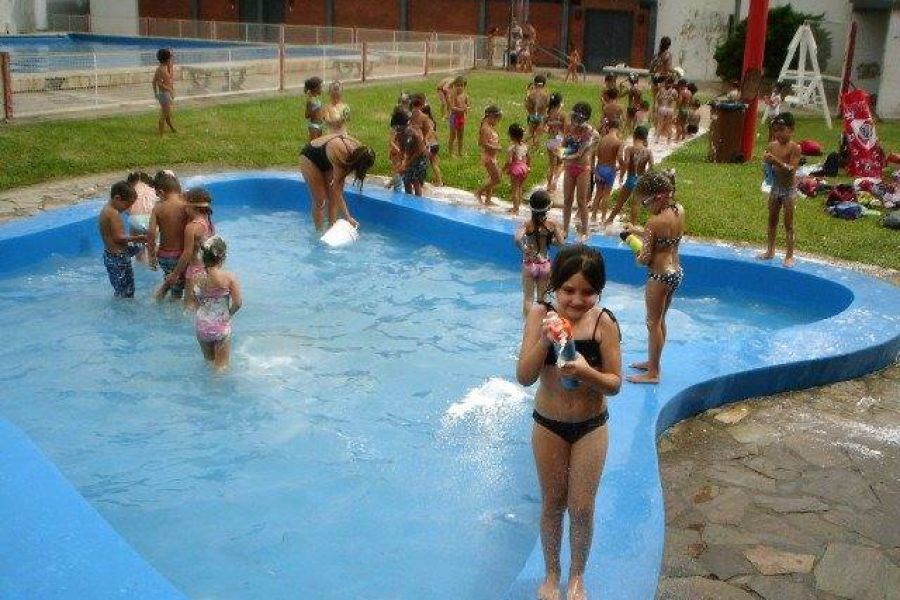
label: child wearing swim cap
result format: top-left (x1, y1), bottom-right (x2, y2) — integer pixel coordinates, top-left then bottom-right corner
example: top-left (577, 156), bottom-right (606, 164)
top-left (193, 235), bottom-right (242, 372)
top-left (515, 190), bottom-right (564, 316)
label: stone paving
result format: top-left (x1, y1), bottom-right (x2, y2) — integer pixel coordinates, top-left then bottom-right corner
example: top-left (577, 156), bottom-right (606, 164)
top-left (656, 364), bottom-right (900, 600)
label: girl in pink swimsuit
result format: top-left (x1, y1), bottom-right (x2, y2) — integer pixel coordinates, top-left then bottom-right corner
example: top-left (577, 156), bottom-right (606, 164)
top-left (193, 236), bottom-right (242, 371)
top-left (515, 190), bottom-right (564, 317)
top-left (504, 122), bottom-right (531, 214)
top-left (164, 187), bottom-right (215, 310)
top-left (561, 102), bottom-right (598, 242)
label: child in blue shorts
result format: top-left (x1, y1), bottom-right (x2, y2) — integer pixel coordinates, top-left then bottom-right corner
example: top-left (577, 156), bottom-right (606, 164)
top-left (98, 181), bottom-right (147, 298)
top-left (604, 125), bottom-right (654, 227)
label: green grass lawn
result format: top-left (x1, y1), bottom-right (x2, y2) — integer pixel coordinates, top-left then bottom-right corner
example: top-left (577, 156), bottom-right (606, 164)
top-left (1, 71), bottom-right (898, 270)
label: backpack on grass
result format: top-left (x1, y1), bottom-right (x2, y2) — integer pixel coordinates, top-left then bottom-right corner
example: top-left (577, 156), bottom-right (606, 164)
top-left (827, 201), bottom-right (863, 220)
top-left (884, 210), bottom-right (900, 230)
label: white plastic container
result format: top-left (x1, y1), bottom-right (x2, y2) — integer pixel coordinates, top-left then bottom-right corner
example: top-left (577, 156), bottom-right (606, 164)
top-left (320, 219), bottom-right (359, 247)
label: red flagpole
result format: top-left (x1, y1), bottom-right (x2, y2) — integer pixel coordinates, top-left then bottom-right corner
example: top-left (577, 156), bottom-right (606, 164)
top-left (740, 0), bottom-right (769, 161)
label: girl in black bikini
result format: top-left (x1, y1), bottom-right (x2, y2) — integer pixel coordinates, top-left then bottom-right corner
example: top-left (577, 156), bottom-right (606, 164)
top-left (516, 244), bottom-right (622, 600)
top-left (624, 170), bottom-right (684, 384)
top-left (299, 133), bottom-right (375, 231)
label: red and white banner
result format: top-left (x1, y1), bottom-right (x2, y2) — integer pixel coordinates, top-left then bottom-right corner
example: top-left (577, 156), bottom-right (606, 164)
top-left (841, 89), bottom-right (884, 178)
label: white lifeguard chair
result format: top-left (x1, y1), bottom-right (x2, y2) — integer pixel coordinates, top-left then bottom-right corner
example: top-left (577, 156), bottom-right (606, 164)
top-left (770, 22), bottom-right (833, 128)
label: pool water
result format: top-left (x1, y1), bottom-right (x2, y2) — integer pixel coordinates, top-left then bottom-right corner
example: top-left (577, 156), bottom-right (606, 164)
top-left (0, 207), bottom-right (809, 599)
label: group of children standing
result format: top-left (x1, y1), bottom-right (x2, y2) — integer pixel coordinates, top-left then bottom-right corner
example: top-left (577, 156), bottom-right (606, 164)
top-left (98, 171), bottom-right (242, 371)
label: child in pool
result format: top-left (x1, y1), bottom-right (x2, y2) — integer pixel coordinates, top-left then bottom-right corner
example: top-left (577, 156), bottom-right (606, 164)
top-left (98, 181), bottom-right (147, 298)
top-left (544, 92), bottom-right (567, 192)
top-left (304, 76), bottom-right (324, 141)
top-left (193, 235), bottom-right (242, 372)
top-left (605, 125), bottom-right (654, 227)
top-left (516, 244), bottom-right (622, 600)
top-left (126, 171), bottom-right (157, 265)
top-left (474, 105), bottom-right (503, 206)
top-left (504, 123), bottom-right (531, 214)
top-left (148, 170), bottom-right (187, 300)
top-left (448, 76), bottom-right (470, 157)
top-left (165, 187), bottom-right (215, 310)
top-left (515, 190), bottom-right (564, 316)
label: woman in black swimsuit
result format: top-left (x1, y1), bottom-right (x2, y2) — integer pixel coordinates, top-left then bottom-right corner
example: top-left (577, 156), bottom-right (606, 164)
top-left (516, 244), bottom-right (622, 600)
top-left (299, 133), bottom-right (376, 231)
top-left (624, 170), bottom-right (684, 385)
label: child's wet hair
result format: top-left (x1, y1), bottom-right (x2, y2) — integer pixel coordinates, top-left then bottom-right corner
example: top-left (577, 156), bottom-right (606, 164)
top-left (508, 122), bottom-right (525, 142)
top-left (606, 117), bottom-right (621, 129)
top-left (549, 244), bottom-right (606, 294)
top-left (533, 74), bottom-right (546, 86)
top-left (548, 92), bottom-right (563, 109)
top-left (346, 146), bottom-right (376, 188)
top-left (410, 92), bottom-right (426, 108)
top-left (153, 170), bottom-right (181, 194)
top-left (603, 88), bottom-right (619, 100)
top-left (659, 37), bottom-right (671, 52)
top-left (111, 180), bottom-right (136, 202)
top-left (633, 125), bottom-right (649, 141)
top-left (328, 80), bottom-right (343, 95)
top-left (201, 235), bottom-right (227, 267)
top-left (156, 48), bottom-right (172, 63)
top-left (772, 112), bottom-right (795, 129)
top-left (571, 101), bottom-right (592, 123)
top-left (304, 76), bottom-right (323, 93)
top-left (452, 75), bottom-right (467, 87)
top-left (127, 171), bottom-right (153, 186)
top-left (635, 169), bottom-right (675, 199)
top-left (184, 187), bottom-right (213, 215)
top-left (390, 107), bottom-right (410, 129)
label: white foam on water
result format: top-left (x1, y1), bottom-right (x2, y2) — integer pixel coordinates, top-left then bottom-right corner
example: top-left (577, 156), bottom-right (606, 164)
top-left (443, 377), bottom-right (530, 423)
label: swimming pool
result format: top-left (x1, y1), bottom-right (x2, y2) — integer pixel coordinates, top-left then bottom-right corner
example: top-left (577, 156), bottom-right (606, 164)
top-left (1, 173), bottom-right (898, 600)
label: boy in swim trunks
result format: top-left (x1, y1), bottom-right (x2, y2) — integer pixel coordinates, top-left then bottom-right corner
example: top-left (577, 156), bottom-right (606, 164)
top-left (98, 181), bottom-right (147, 298)
top-left (599, 88), bottom-right (623, 136)
top-left (410, 94), bottom-right (443, 187)
top-left (758, 112), bottom-right (801, 267)
top-left (591, 117), bottom-right (623, 226)
top-left (524, 74), bottom-right (549, 144)
top-left (400, 116), bottom-right (428, 197)
top-left (147, 170), bottom-right (187, 300)
top-left (152, 48), bottom-right (176, 136)
top-left (448, 76), bottom-right (469, 157)
top-left (605, 125), bottom-right (654, 227)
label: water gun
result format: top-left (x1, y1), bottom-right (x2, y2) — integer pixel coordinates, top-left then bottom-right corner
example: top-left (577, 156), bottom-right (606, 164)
top-left (546, 314), bottom-right (579, 390)
top-left (559, 136), bottom-right (580, 159)
top-left (619, 230), bottom-right (643, 254)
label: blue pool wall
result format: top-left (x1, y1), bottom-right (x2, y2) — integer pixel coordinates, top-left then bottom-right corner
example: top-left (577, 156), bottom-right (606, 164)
top-left (1, 171), bottom-right (898, 600)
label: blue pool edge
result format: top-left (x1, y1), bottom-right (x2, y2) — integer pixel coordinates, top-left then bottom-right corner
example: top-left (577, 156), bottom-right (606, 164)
top-left (1, 170), bottom-right (898, 600)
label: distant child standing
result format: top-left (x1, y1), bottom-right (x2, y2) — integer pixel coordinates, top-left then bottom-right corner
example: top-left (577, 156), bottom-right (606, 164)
top-left (323, 80), bottom-right (350, 134)
top-left (544, 92), bottom-right (567, 192)
top-left (387, 108), bottom-right (410, 192)
top-left (758, 113), bottom-right (801, 267)
top-left (165, 188), bottom-right (215, 309)
top-left (504, 123), bottom-right (531, 214)
top-left (304, 76), bottom-right (325, 141)
top-left (98, 181), bottom-right (147, 298)
top-left (624, 73), bottom-right (643, 136)
top-left (193, 236), bottom-right (242, 372)
top-left (474, 105), bottom-right (503, 206)
top-left (605, 125), bottom-right (654, 227)
top-left (591, 117), bottom-right (623, 226)
top-left (564, 47), bottom-right (581, 83)
top-left (448, 76), bottom-right (470, 157)
top-left (675, 79), bottom-right (693, 142)
top-left (561, 102), bottom-right (599, 242)
top-left (524, 74), bottom-right (549, 144)
top-left (436, 77), bottom-right (455, 118)
top-left (152, 48), bottom-right (176, 135)
top-left (514, 190), bottom-right (564, 316)
top-left (635, 99), bottom-right (651, 130)
top-left (655, 77), bottom-right (677, 145)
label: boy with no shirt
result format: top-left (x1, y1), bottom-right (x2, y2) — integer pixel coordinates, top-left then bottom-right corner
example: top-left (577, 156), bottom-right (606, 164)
top-left (152, 48), bottom-right (176, 135)
top-left (758, 113), bottom-right (801, 267)
top-left (591, 117), bottom-right (623, 226)
top-left (147, 171), bottom-right (188, 299)
top-left (99, 181), bottom-right (147, 298)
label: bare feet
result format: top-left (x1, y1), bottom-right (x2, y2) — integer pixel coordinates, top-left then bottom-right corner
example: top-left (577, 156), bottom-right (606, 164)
top-left (627, 372), bottom-right (660, 384)
top-left (783, 256), bottom-right (795, 268)
top-left (756, 251), bottom-right (774, 261)
top-left (538, 574), bottom-right (561, 600)
top-left (566, 576), bottom-right (587, 600)
top-left (629, 361), bottom-right (650, 371)
top-left (507, 207), bottom-right (519, 214)
top-left (484, 197), bottom-right (497, 206)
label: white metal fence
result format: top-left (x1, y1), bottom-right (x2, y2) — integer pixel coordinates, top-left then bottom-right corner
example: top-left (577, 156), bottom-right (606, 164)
top-left (3, 17), bottom-right (477, 119)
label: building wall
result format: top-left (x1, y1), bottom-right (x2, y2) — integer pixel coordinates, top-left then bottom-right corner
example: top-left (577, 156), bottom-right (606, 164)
top-left (409, 0), bottom-right (475, 34)
top-left (139, 0), bottom-right (190, 20)
top-left (335, 0), bottom-right (397, 29)
top-left (89, 0), bottom-right (137, 34)
top-left (655, 0), bottom-right (731, 81)
top-left (852, 10), bottom-right (889, 94)
top-left (875, 9), bottom-right (900, 117)
top-left (284, 0), bottom-right (325, 26)
top-left (1, 0), bottom-right (37, 33)
top-left (199, 0), bottom-right (238, 21)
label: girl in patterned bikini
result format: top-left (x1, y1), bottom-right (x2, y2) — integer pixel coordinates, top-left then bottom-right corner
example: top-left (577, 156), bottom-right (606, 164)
top-left (624, 170), bottom-right (685, 384)
top-left (504, 122), bottom-right (531, 214)
top-left (193, 236), bottom-right (242, 372)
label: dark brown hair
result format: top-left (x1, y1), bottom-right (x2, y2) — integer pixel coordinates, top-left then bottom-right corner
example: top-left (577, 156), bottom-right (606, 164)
top-left (345, 146), bottom-right (376, 188)
top-left (549, 244), bottom-right (606, 294)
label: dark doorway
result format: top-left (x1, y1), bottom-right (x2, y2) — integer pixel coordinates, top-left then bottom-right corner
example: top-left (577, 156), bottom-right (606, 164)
top-left (583, 10), bottom-right (633, 73)
top-left (239, 0), bottom-right (285, 23)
